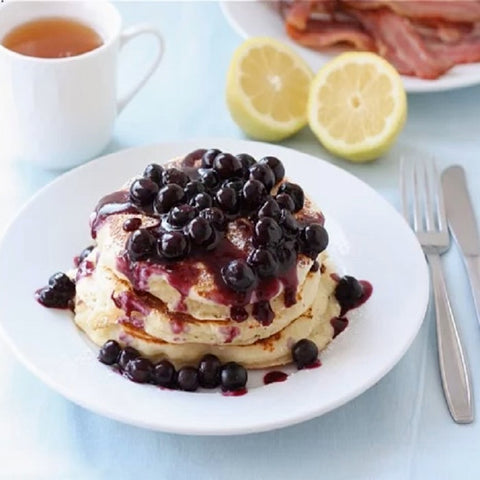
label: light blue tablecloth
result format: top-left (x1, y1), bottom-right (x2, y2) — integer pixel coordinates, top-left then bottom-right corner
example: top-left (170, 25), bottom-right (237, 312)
top-left (1, 3), bottom-right (480, 479)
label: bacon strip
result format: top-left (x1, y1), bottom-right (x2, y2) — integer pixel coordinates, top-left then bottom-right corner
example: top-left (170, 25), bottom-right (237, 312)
top-left (352, 8), bottom-right (452, 78)
top-left (281, 0), bottom-right (480, 79)
top-left (341, 0), bottom-right (480, 23)
top-left (426, 37), bottom-right (480, 64)
top-left (284, 0), bottom-right (313, 29)
top-left (286, 18), bottom-right (376, 50)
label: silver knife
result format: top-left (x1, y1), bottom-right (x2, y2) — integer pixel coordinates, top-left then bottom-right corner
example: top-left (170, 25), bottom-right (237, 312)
top-left (441, 166), bottom-right (480, 326)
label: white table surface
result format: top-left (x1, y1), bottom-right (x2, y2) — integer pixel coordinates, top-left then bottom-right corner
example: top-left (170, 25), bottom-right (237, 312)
top-left (1, 2), bottom-right (480, 479)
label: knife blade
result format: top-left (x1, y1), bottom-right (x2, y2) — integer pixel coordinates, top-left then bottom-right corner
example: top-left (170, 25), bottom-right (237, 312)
top-left (441, 165), bottom-right (480, 327)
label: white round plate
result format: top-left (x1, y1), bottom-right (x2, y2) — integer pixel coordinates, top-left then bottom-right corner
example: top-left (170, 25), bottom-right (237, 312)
top-left (221, 1), bottom-right (480, 93)
top-left (0, 139), bottom-right (428, 435)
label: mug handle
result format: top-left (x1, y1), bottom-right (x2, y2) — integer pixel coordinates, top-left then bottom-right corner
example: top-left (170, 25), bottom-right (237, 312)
top-left (117, 24), bottom-right (164, 114)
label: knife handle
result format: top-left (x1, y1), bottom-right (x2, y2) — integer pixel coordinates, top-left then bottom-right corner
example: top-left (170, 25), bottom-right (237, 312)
top-left (427, 253), bottom-right (474, 423)
top-left (464, 255), bottom-right (480, 328)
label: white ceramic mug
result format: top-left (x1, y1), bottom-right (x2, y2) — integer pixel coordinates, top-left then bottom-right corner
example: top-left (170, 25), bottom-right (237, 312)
top-left (0, 1), bottom-right (163, 169)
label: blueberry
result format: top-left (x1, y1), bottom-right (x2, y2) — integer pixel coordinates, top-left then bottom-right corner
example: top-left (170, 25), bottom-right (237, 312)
top-left (177, 366), bottom-right (200, 391)
top-left (216, 187), bottom-right (239, 213)
top-left (277, 242), bottom-right (297, 272)
top-left (231, 306), bottom-right (249, 322)
top-left (143, 163), bottom-right (164, 186)
top-left (36, 286), bottom-right (71, 309)
top-left (155, 184), bottom-right (185, 214)
top-left (190, 192), bottom-right (213, 210)
top-left (158, 231), bottom-right (189, 259)
top-left (213, 153), bottom-right (243, 179)
top-left (300, 224), bottom-right (329, 259)
top-left (236, 153), bottom-right (256, 175)
top-left (123, 218), bottom-right (142, 232)
top-left (259, 156), bottom-right (285, 184)
top-left (199, 207), bottom-right (227, 231)
top-left (124, 357), bottom-right (153, 383)
top-left (292, 339), bottom-right (318, 369)
top-left (278, 209), bottom-right (299, 239)
top-left (199, 168), bottom-right (219, 190)
top-left (118, 347), bottom-right (140, 371)
top-left (78, 245), bottom-right (94, 264)
top-left (252, 301), bottom-right (274, 325)
top-left (247, 248), bottom-right (279, 278)
top-left (222, 178), bottom-right (244, 193)
top-left (249, 163), bottom-right (275, 192)
top-left (127, 229), bottom-right (156, 261)
top-left (152, 360), bottom-right (176, 387)
top-left (129, 178), bottom-right (159, 206)
top-left (188, 217), bottom-right (214, 246)
top-left (184, 181), bottom-right (205, 199)
top-left (202, 148), bottom-right (221, 168)
top-left (276, 193), bottom-right (295, 212)
top-left (258, 198), bottom-right (281, 221)
top-left (242, 179), bottom-right (267, 210)
top-left (162, 167), bottom-right (189, 188)
top-left (48, 272), bottom-right (75, 296)
top-left (98, 340), bottom-right (121, 365)
top-left (277, 183), bottom-right (304, 212)
top-left (254, 217), bottom-right (283, 247)
top-left (198, 354), bottom-right (221, 388)
top-left (168, 204), bottom-right (196, 227)
top-left (221, 259), bottom-right (256, 292)
top-left (334, 276), bottom-right (363, 312)
top-left (221, 362), bottom-right (247, 391)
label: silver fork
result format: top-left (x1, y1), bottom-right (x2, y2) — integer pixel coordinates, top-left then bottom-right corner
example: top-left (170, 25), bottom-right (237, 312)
top-left (400, 156), bottom-right (473, 424)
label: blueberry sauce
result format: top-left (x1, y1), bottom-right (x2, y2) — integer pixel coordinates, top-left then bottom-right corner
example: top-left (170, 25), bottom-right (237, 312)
top-left (111, 291), bottom-right (151, 317)
top-left (331, 317), bottom-right (349, 338)
top-left (123, 217), bottom-right (142, 232)
top-left (304, 359), bottom-right (321, 369)
top-left (222, 387), bottom-right (247, 397)
top-left (219, 326), bottom-right (240, 343)
top-left (76, 260), bottom-right (95, 281)
top-left (231, 306), bottom-right (248, 322)
top-left (263, 371), bottom-right (288, 384)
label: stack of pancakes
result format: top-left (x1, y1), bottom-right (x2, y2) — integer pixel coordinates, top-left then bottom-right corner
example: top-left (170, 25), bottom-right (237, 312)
top-left (74, 161), bottom-right (341, 369)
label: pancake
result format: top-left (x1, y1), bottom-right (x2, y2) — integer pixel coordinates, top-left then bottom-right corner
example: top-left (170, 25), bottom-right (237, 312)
top-left (74, 256), bottom-right (340, 369)
top-left (70, 150), bottom-right (344, 369)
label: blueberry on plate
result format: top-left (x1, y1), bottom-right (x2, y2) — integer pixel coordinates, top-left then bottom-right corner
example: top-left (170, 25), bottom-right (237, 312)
top-left (98, 340), bottom-right (121, 365)
top-left (221, 362), bottom-right (247, 391)
top-left (292, 339), bottom-right (318, 369)
top-left (124, 357), bottom-right (153, 383)
top-left (152, 360), bottom-right (176, 388)
top-left (177, 366), bottom-right (200, 392)
top-left (198, 354), bottom-right (222, 389)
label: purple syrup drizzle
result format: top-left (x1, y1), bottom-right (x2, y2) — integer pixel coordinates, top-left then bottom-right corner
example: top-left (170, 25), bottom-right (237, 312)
top-left (263, 371), bottom-right (288, 385)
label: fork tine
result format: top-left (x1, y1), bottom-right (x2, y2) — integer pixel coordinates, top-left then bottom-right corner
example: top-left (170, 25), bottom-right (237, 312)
top-left (412, 157), bottom-right (423, 232)
top-left (399, 156), bottom-right (409, 222)
top-left (423, 157), bottom-right (436, 231)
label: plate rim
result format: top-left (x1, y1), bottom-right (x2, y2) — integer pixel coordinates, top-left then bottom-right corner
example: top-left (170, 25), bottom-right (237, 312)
top-left (219, 1), bottom-right (480, 94)
top-left (0, 138), bottom-right (430, 435)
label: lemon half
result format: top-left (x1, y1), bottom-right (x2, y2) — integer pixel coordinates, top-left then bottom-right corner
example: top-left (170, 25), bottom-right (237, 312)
top-left (226, 37), bottom-right (314, 142)
top-left (308, 52), bottom-right (407, 162)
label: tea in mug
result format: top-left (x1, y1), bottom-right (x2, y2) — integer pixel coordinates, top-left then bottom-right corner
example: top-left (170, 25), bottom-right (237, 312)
top-left (1, 17), bottom-right (103, 58)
